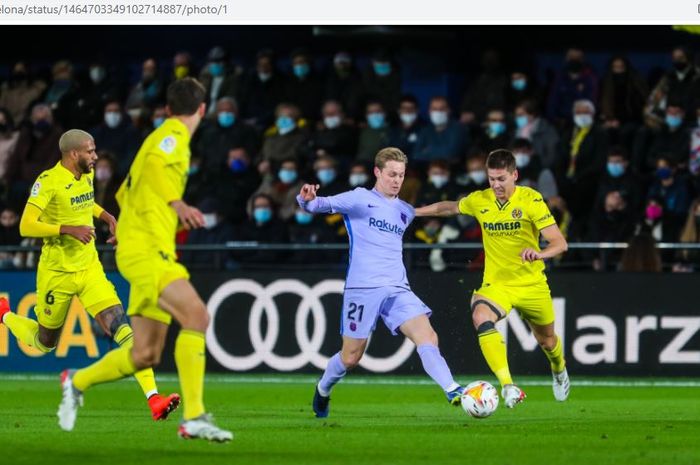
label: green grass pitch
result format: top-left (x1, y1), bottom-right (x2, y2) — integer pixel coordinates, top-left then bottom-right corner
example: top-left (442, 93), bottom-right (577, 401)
top-left (1, 374), bottom-right (698, 465)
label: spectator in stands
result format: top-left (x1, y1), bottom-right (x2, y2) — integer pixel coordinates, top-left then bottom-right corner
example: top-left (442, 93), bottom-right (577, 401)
top-left (599, 55), bottom-right (647, 149)
top-left (259, 102), bottom-right (308, 173)
top-left (557, 99), bottom-right (608, 240)
top-left (0, 61), bottom-right (46, 125)
top-left (647, 156), bottom-right (692, 242)
top-left (0, 206), bottom-right (22, 269)
top-left (0, 108), bottom-right (19, 187)
top-left (389, 94), bottom-right (424, 158)
top-left (239, 48), bottom-right (286, 130)
top-left (476, 108), bottom-right (510, 153)
top-left (287, 205), bottom-right (341, 265)
top-left (199, 46), bottom-right (240, 117)
top-left (619, 232), bottom-right (662, 272)
top-left (506, 69), bottom-right (544, 113)
top-left (139, 104), bottom-right (167, 139)
top-left (90, 99), bottom-right (141, 177)
top-left (639, 196), bottom-right (665, 242)
top-left (643, 103), bottom-right (691, 170)
top-left (80, 60), bottom-right (126, 129)
top-left (593, 146), bottom-right (643, 220)
top-left (460, 49), bottom-right (508, 125)
top-left (170, 51), bottom-right (194, 83)
top-left (673, 198), bottom-right (700, 271)
top-left (588, 190), bottom-right (636, 270)
top-left (511, 138), bottom-right (558, 200)
top-left (455, 150), bottom-right (488, 195)
top-left (192, 96), bottom-right (260, 182)
top-left (5, 103), bottom-right (62, 204)
top-left (546, 48), bottom-right (599, 128)
top-left (183, 197), bottom-right (234, 270)
top-left (324, 51), bottom-right (364, 121)
top-left (125, 58), bottom-right (165, 121)
top-left (93, 151), bottom-right (122, 244)
top-left (230, 193), bottom-right (289, 266)
top-left (307, 99), bottom-right (357, 168)
top-left (313, 155), bottom-right (347, 196)
top-left (356, 101), bottom-right (391, 162)
top-left (414, 96), bottom-right (468, 167)
top-left (363, 49), bottom-right (401, 114)
top-left (408, 217), bottom-right (443, 268)
top-left (416, 159), bottom-right (458, 207)
top-left (513, 98), bottom-right (560, 169)
top-left (645, 46), bottom-right (700, 129)
top-left (214, 147), bottom-right (261, 224)
top-left (255, 157), bottom-right (305, 221)
top-left (284, 48), bottom-right (323, 123)
top-left (45, 60), bottom-right (83, 129)
top-left (347, 161), bottom-right (372, 189)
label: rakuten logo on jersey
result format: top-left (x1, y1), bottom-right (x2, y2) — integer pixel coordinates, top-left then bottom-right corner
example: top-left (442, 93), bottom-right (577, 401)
top-left (368, 217), bottom-right (405, 236)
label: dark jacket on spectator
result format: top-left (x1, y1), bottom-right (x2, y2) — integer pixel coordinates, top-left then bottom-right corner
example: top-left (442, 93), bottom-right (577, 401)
top-left (90, 119), bottom-right (142, 177)
top-left (192, 119), bottom-right (261, 181)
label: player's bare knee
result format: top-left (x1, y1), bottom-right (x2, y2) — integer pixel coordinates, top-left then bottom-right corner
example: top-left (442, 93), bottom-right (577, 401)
top-left (131, 346), bottom-right (161, 369)
top-left (341, 351), bottom-right (362, 369)
top-left (37, 331), bottom-right (58, 349)
top-left (472, 308), bottom-right (495, 330)
top-left (538, 334), bottom-right (557, 351)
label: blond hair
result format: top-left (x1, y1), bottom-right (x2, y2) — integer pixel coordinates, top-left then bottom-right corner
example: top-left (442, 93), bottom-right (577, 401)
top-left (59, 129), bottom-right (93, 154)
top-left (375, 147), bottom-right (407, 169)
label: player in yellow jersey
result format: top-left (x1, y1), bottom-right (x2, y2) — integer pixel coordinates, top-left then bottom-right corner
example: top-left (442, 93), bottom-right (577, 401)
top-left (0, 129), bottom-right (180, 425)
top-left (57, 78), bottom-right (232, 442)
top-left (415, 149), bottom-right (570, 408)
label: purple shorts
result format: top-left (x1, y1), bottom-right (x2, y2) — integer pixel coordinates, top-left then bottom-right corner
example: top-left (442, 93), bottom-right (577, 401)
top-left (340, 287), bottom-right (432, 339)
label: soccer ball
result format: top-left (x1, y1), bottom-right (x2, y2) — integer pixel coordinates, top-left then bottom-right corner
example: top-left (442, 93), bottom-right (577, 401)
top-left (461, 380), bottom-right (499, 418)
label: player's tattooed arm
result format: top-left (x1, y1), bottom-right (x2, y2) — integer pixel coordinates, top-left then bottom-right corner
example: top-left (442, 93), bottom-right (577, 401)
top-left (415, 201), bottom-right (460, 217)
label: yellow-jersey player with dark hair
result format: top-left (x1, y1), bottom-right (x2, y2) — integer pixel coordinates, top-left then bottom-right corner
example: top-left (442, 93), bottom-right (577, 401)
top-left (416, 149), bottom-right (570, 409)
top-left (57, 78), bottom-right (233, 442)
top-left (0, 129), bottom-right (180, 425)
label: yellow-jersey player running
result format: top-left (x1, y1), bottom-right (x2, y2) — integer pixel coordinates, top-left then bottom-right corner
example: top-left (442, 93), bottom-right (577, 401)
top-left (57, 78), bottom-right (232, 442)
top-left (415, 149), bottom-right (570, 408)
top-left (0, 129), bottom-right (180, 425)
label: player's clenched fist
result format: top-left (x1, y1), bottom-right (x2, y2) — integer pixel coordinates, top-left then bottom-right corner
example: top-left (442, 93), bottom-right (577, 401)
top-left (299, 183), bottom-right (320, 202)
top-left (60, 225), bottom-right (95, 244)
top-left (520, 248), bottom-right (541, 263)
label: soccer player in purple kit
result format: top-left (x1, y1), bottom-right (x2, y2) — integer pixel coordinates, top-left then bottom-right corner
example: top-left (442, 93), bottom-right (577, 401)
top-left (297, 147), bottom-right (465, 418)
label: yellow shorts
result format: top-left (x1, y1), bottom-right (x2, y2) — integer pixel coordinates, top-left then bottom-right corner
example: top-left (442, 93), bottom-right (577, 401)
top-left (116, 247), bottom-right (190, 325)
top-left (472, 280), bottom-right (554, 326)
top-left (35, 263), bottom-right (121, 329)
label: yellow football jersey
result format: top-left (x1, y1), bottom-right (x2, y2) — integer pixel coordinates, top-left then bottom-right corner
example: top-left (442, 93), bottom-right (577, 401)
top-left (26, 161), bottom-right (98, 272)
top-left (458, 186), bottom-right (556, 286)
top-left (115, 118), bottom-right (190, 255)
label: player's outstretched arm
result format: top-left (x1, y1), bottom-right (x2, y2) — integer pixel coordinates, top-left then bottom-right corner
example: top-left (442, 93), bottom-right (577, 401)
top-left (415, 201), bottom-right (460, 217)
top-left (520, 224), bottom-right (568, 262)
top-left (299, 183), bottom-right (320, 202)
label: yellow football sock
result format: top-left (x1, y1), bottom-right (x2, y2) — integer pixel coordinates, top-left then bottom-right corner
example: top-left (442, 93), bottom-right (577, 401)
top-left (175, 330), bottom-right (206, 420)
top-left (3, 312), bottom-right (52, 353)
top-left (543, 336), bottom-right (566, 373)
top-left (477, 323), bottom-right (513, 387)
top-left (73, 345), bottom-right (137, 392)
top-left (114, 324), bottom-right (158, 398)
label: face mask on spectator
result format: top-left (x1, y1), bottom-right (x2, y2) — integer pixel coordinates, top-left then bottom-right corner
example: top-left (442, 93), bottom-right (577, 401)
top-left (367, 113), bottom-right (385, 129)
top-left (153, 117), bottom-right (165, 128)
top-left (429, 174), bottom-right (449, 189)
top-left (673, 60), bottom-right (688, 72)
top-left (349, 173), bottom-right (368, 187)
top-left (203, 213), bottom-right (218, 229)
top-left (324, 116), bottom-right (341, 129)
top-left (317, 168), bottom-right (336, 185)
top-left (295, 211), bottom-right (313, 225)
top-left (174, 65), bottom-right (189, 79)
top-left (487, 121), bottom-right (506, 137)
top-left (104, 112), bottom-right (122, 128)
top-left (665, 114), bottom-right (682, 129)
top-left (399, 112), bottom-right (417, 126)
top-left (258, 71), bottom-right (272, 82)
top-left (515, 115), bottom-right (529, 129)
top-left (511, 78), bottom-right (527, 91)
top-left (188, 165), bottom-right (200, 176)
top-left (293, 63), bottom-right (310, 79)
top-left (573, 114), bottom-right (593, 128)
top-left (656, 166), bottom-right (672, 180)
top-left (229, 158), bottom-right (247, 173)
top-left (646, 204), bottom-right (663, 221)
top-left (33, 119), bottom-right (51, 135)
top-left (278, 168), bottom-right (298, 184)
top-left (218, 111), bottom-right (235, 128)
top-left (276, 116), bottom-right (296, 135)
top-left (95, 167), bottom-right (112, 182)
top-left (373, 62), bottom-right (391, 76)
top-left (607, 162), bottom-right (626, 178)
top-left (253, 207), bottom-right (272, 224)
top-left (90, 66), bottom-right (106, 84)
top-left (514, 153), bottom-right (531, 168)
top-left (209, 62), bottom-right (224, 77)
top-left (469, 170), bottom-right (487, 185)
top-left (430, 111), bottom-right (449, 126)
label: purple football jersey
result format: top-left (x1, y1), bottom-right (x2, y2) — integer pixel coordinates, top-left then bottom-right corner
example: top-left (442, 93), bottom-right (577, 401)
top-left (297, 187), bottom-right (415, 289)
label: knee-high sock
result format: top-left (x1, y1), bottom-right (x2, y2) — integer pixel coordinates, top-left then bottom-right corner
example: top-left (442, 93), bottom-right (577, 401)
top-left (72, 346), bottom-right (137, 392)
top-left (175, 330), bottom-right (206, 420)
top-left (113, 324), bottom-right (158, 399)
top-left (417, 344), bottom-right (460, 392)
top-left (477, 322), bottom-right (513, 387)
top-left (3, 313), bottom-right (52, 353)
top-left (543, 336), bottom-right (566, 373)
top-left (317, 352), bottom-right (347, 396)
